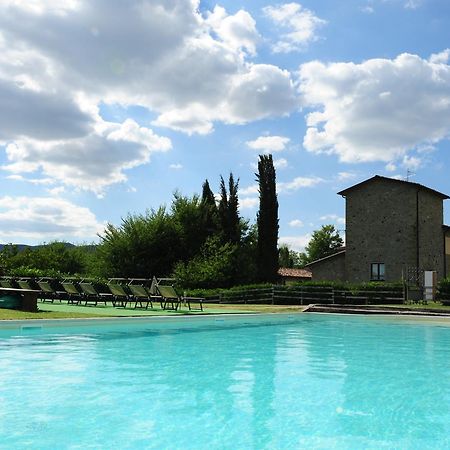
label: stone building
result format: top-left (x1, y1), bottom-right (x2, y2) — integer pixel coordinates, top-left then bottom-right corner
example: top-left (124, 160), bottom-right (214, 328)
top-left (306, 175), bottom-right (450, 282)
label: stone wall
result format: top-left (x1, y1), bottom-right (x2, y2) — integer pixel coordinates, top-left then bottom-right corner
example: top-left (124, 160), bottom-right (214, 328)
top-left (308, 251), bottom-right (346, 281)
top-left (417, 190), bottom-right (445, 279)
top-left (345, 178), bottom-right (446, 282)
top-left (445, 231), bottom-right (450, 278)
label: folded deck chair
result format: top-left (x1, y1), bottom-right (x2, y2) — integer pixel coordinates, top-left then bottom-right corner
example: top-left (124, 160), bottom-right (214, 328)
top-left (157, 285), bottom-right (204, 311)
top-left (79, 282), bottom-right (111, 307)
top-left (17, 279), bottom-right (33, 290)
top-left (0, 279), bottom-right (15, 289)
top-left (128, 284), bottom-right (161, 309)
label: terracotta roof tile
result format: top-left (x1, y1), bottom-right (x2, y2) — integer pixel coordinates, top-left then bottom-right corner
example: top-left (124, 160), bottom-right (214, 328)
top-left (278, 268), bottom-right (312, 278)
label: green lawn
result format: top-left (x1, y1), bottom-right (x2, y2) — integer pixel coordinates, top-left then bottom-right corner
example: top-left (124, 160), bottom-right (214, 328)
top-left (0, 302), bottom-right (308, 320)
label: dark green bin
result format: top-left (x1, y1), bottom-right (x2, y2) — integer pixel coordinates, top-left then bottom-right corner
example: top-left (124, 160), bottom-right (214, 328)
top-left (0, 294), bottom-right (21, 309)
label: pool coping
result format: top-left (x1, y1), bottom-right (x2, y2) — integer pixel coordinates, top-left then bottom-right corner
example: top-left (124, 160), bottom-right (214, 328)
top-left (0, 311), bottom-right (306, 330)
top-left (305, 304), bottom-right (450, 317)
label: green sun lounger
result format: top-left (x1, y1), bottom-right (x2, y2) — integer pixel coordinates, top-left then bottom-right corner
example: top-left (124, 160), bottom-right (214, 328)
top-left (128, 284), bottom-right (161, 309)
top-left (157, 285), bottom-right (204, 311)
top-left (37, 280), bottom-right (63, 303)
top-left (79, 282), bottom-right (112, 307)
top-left (61, 281), bottom-right (83, 305)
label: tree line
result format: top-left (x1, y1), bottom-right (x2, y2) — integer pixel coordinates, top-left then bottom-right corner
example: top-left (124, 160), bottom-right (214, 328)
top-left (0, 155), bottom-right (282, 288)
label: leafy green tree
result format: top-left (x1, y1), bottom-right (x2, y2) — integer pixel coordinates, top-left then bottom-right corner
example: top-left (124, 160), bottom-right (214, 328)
top-left (173, 236), bottom-right (238, 288)
top-left (99, 207), bottom-right (181, 277)
top-left (279, 245), bottom-right (294, 268)
top-left (303, 224), bottom-right (344, 263)
top-left (1, 242), bottom-right (91, 275)
top-left (171, 192), bottom-right (205, 261)
top-left (256, 154), bottom-right (279, 282)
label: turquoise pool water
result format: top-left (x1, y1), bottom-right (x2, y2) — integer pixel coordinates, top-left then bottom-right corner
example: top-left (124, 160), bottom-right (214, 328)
top-left (1, 314), bottom-right (450, 449)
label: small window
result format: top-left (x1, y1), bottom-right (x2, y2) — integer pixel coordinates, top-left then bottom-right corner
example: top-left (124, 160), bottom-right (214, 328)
top-left (371, 263), bottom-right (385, 281)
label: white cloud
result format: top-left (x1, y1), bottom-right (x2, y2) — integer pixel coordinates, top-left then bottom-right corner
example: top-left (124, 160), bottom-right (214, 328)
top-left (278, 176), bottom-right (324, 193)
top-left (279, 234), bottom-right (311, 252)
top-left (273, 158), bottom-right (288, 169)
top-left (205, 6), bottom-right (260, 56)
top-left (337, 171), bottom-right (356, 181)
top-left (300, 51), bottom-right (450, 164)
top-left (240, 184), bottom-right (259, 196)
top-left (263, 3), bottom-right (326, 53)
top-left (289, 219), bottom-right (304, 227)
top-left (404, 0), bottom-right (421, 9)
top-left (0, 1), bottom-right (298, 137)
top-left (401, 155), bottom-right (422, 171)
top-left (240, 197), bottom-right (259, 210)
top-left (385, 162), bottom-right (397, 172)
top-left (169, 163), bottom-right (183, 170)
top-left (246, 135), bottom-right (290, 152)
top-left (361, 5), bottom-right (375, 13)
top-left (0, 196), bottom-right (104, 241)
top-left (320, 214), bottom-right (345, 225)
top-left (2, 118), bottom-right (171, 194)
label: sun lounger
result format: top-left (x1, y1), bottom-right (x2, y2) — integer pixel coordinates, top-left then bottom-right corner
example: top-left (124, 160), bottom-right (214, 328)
top-left (107, 282), bottom-right (132, 308)
top-left (0, 279), bottom-right (15, 289)
top-left (127, 284), bottom-right (161, 309)
top-left (61, 281), bottom-right (83, 304)
top-left (17, 279), bottom-right (34, 290)
top-left (37, 280), bottom-right (63, 303)
top-left (79, 282), bottom-right (111, 307)
top-left (157, 285), bottom-right (204, 311)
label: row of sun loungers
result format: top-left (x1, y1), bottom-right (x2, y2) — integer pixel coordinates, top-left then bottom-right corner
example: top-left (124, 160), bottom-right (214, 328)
top-left (0, 278), bottom-right (203, 311)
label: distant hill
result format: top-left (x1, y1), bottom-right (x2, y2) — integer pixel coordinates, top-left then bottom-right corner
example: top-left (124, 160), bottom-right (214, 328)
top-left (0, 242), bottom-right (80, 252)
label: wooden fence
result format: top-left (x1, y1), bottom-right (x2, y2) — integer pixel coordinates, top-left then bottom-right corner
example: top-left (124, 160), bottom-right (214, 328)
top-left (205, 285), bottom-right (404, 305)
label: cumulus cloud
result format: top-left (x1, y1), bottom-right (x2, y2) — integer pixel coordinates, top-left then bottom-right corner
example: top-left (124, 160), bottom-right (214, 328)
top-left (246, 135), bottom-right (290, 152)
top-left (273, 158), bottom-right (288, 169)
top-left (320, 214), bottom-right (345, 225)
top-left (278, 176), bottom-right (324, 192)
top-left (0, 1), bottom-right (298, 137)
top-left (169, 163), bottom-right (183, 170)
top-left (279, 234), bottom-right (311, 252)
top-left (289, 219), bottom-right (304, 227)
top-left (240, 197), bottom-right (259, 210)
top-left (263, 3), bottom-right (326, 53)
top-left (205, 6), bottom-right (260, 56)
top-left (300, 51), bottom-right (450, 164)
top-left (0, 0), bottom-right (300, 193)
top-left (239, 184), bottom-right (259, 196)
top-left (2, 118), bottom-right (172, 194)
top-left (0, 196), bottom-right (104, 240)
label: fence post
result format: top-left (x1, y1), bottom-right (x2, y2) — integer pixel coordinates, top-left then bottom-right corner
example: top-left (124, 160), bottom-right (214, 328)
top-left (271, 285), bottom-right (275, 305)
top-left (332, 288), bottom-right (335, 304)
top-left (300, 286), bottom-right (303, 306)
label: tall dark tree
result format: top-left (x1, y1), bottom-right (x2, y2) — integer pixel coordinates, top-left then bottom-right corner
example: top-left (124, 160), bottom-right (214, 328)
top-left (201, 179), bottom-right (219, 237)
top-left (218, 173), bottom-right (241, 244)
top-left (256, 154), bottom-right (279, 282)
top-left (227, 173), bottom-right (241, 244)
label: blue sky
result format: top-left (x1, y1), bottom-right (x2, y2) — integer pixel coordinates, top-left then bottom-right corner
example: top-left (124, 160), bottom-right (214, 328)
top-left (0, 0), bottom-right (449, 250)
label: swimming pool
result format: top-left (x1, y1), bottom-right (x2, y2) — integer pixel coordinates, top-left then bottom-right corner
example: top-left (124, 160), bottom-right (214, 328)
top-left (1, 313), bottom-right (450, 449)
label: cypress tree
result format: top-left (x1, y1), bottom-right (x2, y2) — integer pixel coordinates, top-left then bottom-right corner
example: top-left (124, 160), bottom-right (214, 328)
top-left (256, 154), bottom-right (279, 282)
top-left (200, 179), bottom-right (219, 237)
top-left (227, 173), bottom-right (240, 244)
top-left (218, 173), bottom-right (241, 244)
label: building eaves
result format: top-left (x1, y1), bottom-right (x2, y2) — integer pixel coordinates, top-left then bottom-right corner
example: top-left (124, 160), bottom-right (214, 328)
top-left (304, 250), bottom-right (346, 267)
top-left (337, 175), bottom-right (449, 200)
